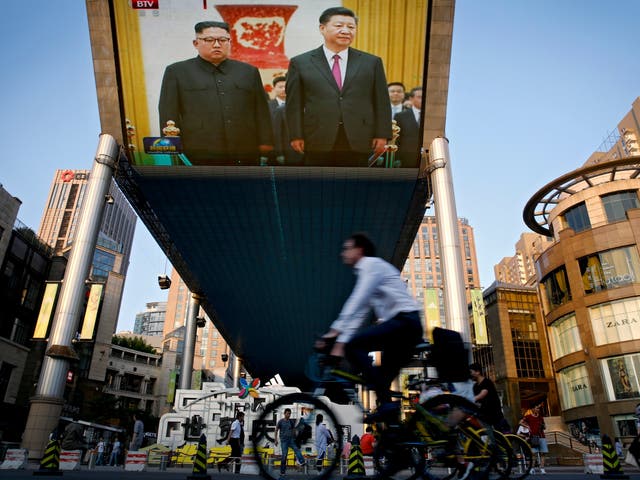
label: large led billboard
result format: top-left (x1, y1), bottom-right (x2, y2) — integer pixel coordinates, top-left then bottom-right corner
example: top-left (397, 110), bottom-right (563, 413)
top-left (109, 0), bottom-right (427, 168)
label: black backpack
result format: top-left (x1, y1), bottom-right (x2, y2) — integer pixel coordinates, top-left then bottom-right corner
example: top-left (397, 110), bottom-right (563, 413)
top-left (431, 327), bottom-right (469, 382)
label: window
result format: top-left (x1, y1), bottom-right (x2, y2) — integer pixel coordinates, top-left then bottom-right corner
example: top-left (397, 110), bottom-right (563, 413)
top-left (589, 296), bottom-right (640, 345)
top-left (549, 314), bottom-right (582, 360)
top-left (540, 266), bottom-right (571, 312)
top-left (602, 191), bottom-right (640, 222)
top-left (601, 354), bottom-right (640, 401)
top-left (579, 246), bottom-right (640, 294)
top-left (557, 363), bottom-right (593, 410)
top-left (563, 202), bottom-right (591, 233)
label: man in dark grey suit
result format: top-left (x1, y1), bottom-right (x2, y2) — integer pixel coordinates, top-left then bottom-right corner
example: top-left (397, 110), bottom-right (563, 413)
top-left (285, 7), bottom-right (391, 167)
top-left (159, 21), bottom-right (273, 165)
top-left (393, 86), bottom-right (423, 167)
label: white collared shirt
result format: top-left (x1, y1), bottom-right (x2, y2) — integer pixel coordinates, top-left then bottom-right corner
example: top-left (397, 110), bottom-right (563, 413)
top-left (330, 256), bottom-right (420, 343)
top-left (323, 45), bottom-right (348, 85)
top-left (391, 103), bottom-right (403, 119)
top-left (412, 106), bottom-right (421, 124)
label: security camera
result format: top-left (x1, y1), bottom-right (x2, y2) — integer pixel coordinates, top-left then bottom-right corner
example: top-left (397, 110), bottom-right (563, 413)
top-left (196, 317), bottom-right (206, 328)
top-left (221, 353), bottom-right (229, 363)
top-left (105, 194), bottom-right (115, 204)
top-left (158, 275), bottom-right (171, 290)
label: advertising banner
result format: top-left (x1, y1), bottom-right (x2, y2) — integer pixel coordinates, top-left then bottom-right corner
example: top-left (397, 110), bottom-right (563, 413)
top-left (79, 284), bottom-right (104, 341)
top-left (33, 282), bottom-right (59, 339)
top-left (471, 288), bottom-right (488, 344)
top-left (423, 288), bottom-right (440, 340)
top-left (109, 0), bottom-right (426, 168)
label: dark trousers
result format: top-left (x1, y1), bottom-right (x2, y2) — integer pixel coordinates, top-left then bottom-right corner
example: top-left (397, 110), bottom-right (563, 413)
top-left (345, 311), bottom-right (422, 404)
top-left (229, 438), bottom-right (242, 473)
top-left (305, 125), bottom-right (368, 167)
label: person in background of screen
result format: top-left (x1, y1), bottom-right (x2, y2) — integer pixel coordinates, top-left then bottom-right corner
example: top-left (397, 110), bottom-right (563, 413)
top-left (158, 21), bottom-right (273, 165)
top-left (393, 86), bottom-right (422, 167)
top-left (285, 7), bottom-right (391, 167)
top-left (388, 82), bottom-right (407, 120)
top-left (269, 76), bottom-right (303, 166)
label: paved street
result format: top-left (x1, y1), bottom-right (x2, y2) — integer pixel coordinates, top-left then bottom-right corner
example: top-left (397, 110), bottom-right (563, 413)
top-left (0, 465), bottom-right (639, 480)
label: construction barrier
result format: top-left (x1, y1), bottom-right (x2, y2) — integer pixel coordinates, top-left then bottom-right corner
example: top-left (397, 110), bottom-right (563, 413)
top-left (364, 456), bottom-right (374, 476)
top-left (59, 450), bottom-right (81, 471)
top-left (345, 438), bottom-right (366, 480)
top-left (0, 449), bottom-right (28, 470)
top-left (186, 434), bottom-right (210, 480)
top-left (584, 453), bottom-right (604, 474)
top-left (601, 434), bottom-right (628, 479)
top-left (33, 440), bottom-right (62, 476)
top-left (240, 453), bottom-right (259, 475)
top-left (124, 451), bottom-right (148, 471)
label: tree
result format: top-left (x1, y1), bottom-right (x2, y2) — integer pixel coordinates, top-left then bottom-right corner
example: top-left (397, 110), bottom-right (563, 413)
top-left (111, 335), bottom-right (157, 354)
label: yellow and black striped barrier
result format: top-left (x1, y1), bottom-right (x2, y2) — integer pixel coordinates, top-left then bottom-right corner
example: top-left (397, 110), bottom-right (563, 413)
top-left (601, 434), bottom-right (628, 479)
top-left (33, 439), bottom-right (62, 476)
top-left (187, 434), bottom-right (211, 480)
top-left (345, 435), bottom-right (366, 479)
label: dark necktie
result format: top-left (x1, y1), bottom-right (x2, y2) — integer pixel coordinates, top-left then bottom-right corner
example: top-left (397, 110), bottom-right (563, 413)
top-left (332, 54), bottom-right (342, 90)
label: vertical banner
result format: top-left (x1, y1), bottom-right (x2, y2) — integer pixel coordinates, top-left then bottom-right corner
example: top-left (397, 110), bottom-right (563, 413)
top-left (471, 288), bottom-right (489, 345)
top-left (79, 284), bottom-right (104, 340)
top-left (167, 370), bottom-right (177, 404)
top-left (192, 369), bottom-right (203, 390)
top-left (33, 282), bottom-right (60, 339)
top-left (423, 288), bottom-right (441, 341)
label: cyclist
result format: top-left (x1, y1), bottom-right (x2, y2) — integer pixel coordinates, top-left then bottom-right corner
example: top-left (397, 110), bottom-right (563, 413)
top-left (469, 363), bottom-right (507, 430)
top-left (315, 233), bottom-right (423, 416)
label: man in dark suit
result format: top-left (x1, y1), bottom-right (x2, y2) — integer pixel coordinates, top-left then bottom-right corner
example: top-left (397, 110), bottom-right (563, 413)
top-left (393, 86), bottom-right (422, 167)
top-left (269, 76), bottom-right (303, 165)
top-left (285, 7), bottom-right (392, 167)
top-left (268, 76), bottom-right (287, 114)
top-left (388, 82), bottom-right (407, 120)
top-left (158, 21), bottom-right (273, 165)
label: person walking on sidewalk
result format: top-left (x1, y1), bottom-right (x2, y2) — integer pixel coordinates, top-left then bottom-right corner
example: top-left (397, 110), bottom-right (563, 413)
top-left (275, 408), bottom-right (306, 478)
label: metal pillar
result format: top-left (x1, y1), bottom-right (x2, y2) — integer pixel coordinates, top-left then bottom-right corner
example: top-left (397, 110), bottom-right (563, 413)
top-left (22, 134), bottom-right (119, 459)
top-left (428, 137), bottom-right (472, 347)
top-left (232, 355), bottom-right (243, 387)
top-left (179, 293), bottom-right (200, 390)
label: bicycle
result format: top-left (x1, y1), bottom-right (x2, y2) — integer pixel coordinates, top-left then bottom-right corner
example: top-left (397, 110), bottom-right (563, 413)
top-left (252, 334), bottom-right (501, 480)
top-left (504, 434), bottom-right (533, 480)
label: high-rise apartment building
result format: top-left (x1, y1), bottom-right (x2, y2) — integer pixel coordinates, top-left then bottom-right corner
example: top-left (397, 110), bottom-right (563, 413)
top-left (134, 301), bottom-right (167, 336)
top-left (494, 233), bottom-right (554, 286)
top-left (163, 267), bottom-right (230, 386)
top-left (36, 169), bottom-right (136, 415)
top-left (523, 97), bottom-right (640, 440)
top-left (402, 215), bottom-right (481, 328)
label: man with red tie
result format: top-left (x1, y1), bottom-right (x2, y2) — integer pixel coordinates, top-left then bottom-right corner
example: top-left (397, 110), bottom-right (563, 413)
top-left (285, 7), bottom-right (391, 167)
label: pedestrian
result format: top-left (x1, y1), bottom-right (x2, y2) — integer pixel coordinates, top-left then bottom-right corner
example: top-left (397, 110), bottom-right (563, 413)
top-left (315, 413), bottom-right (333, 472)
top-left (470, 363), bottom-right (507, 430)
top-left (129, 413), bottom-right (144, 451)
top-left (95, 437), bottom-right (106, 466)
top-left (109, 437), bottom-right (121, 466)
top-left (275, 408), bottom-right (306, 477)
top-left (227, 411), bottom-right (244, 474)
top-left (521, 403), bottom-right (548, 474)
top-left (360, 426), bottom-right (375, 456)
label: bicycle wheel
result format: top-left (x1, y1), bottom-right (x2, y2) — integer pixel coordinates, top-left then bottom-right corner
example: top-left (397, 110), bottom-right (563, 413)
top-left (504, 434), bottom-right (532, 480)
top-left (417, 394), bottom-right (498, 480)
top-left (373, 425), bottom-right (426, 480)
top-left (252, 392), bottom-right (343, 480)
top-left (478, 430), bottom-right (513, 480)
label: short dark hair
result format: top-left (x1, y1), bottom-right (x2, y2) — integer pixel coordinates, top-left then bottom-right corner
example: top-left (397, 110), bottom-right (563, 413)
top-left (349, 233), bottom-right (376, 257)
top-left (195, 21), bottom-right (230, 34)
top-left (284, 408), bottom-right (291, 414)
top-left (272, 76), bottom-right (286, 87)
top-left (409, 86), bottom-right (422, 97)
top-left (319, 7), bottom-right (357, 25)
top-left (388, 82), bottom-right (406, 90)
top-left (469, 363), bottom-right (483, 375)
top-left (316, 413), bottom-right (324, 425)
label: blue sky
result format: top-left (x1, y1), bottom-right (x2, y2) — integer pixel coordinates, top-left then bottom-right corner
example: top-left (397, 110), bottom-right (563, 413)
top-left (1, 1), bottom-right (639, 331)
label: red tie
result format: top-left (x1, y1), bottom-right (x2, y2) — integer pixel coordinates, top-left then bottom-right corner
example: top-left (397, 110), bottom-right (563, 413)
top-left (332, 54), bottom-right (342, 90)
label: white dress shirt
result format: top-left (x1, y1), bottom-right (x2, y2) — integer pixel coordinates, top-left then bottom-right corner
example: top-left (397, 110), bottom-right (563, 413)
top-left (391, 103), bottom-right (404, 119)
top-left (330, 256), bottom-right (420, 343)
top-left (412, 106), bottom-right (421, 124)
top-left (323, 45), bottom-right (348, 86)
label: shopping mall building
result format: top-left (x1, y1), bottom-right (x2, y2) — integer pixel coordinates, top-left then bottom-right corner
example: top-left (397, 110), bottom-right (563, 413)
top-left (523, 98), bottom-right (640, 440)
